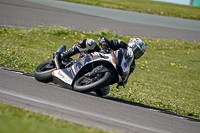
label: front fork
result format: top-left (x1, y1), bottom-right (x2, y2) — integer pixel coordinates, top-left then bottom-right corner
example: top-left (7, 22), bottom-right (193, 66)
top-left (54, 45), bottom-right (67, 69)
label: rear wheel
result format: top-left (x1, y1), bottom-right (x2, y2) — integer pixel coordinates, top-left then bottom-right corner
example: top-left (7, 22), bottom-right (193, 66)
top-left (34, 59), bottom-right (56, 83)
top-left (73, 68), bottom-right (112, 93)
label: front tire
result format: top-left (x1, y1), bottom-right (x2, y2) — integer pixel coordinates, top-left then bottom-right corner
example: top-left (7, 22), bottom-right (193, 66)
top-left (73, 70), bottom-right (112, 93)
top-left (34, 59), bottom-right (56, 83)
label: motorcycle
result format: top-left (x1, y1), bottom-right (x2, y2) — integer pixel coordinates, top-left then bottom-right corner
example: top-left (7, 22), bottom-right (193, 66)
top-left (34, 45), bottom-right (134, 96)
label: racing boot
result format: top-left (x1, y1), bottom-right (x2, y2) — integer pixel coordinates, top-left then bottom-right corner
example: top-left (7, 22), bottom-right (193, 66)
top-left (60, 45), bottom-right (79, 60)
top-left (61, 39), bottom-right (100, 60)
top-left (60, 39), bottom-right (88, 60)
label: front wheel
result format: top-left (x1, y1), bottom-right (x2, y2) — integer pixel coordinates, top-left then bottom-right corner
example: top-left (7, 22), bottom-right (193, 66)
top-left (34, 59), bottom-right (56, 83)
top-left (73, 70), bottom-right (112, 93)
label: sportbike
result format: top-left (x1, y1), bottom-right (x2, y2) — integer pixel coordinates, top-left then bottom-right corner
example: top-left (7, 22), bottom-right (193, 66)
top-left (34, 45), bottom-right (133, 96)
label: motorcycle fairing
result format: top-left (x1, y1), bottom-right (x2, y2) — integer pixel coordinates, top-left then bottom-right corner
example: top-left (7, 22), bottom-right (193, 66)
top-left (113, 49), bottom-right (130, 73)
top-left (113, 48), bottom-right (130, 81)
top-left (52, 51), bottom-right (115, 85)
top-left (52, 69), bottom-right (73, 85)
top-left (52, 48), bottom-right (130, 86)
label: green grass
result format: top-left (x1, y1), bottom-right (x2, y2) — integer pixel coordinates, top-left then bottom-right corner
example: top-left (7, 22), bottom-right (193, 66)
top-left (60, 0), bottom-right (200, 20)
top-left (0, 103), bottom-right (112, 133)
top-left (0, 27), bottom-right (200, 120)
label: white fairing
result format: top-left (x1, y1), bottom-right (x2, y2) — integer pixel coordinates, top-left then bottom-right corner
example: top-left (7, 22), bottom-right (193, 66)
top-left (54, 70), bottom-right (73, 85)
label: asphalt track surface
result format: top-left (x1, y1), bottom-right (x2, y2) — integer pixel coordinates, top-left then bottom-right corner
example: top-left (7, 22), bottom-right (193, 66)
top-left (1, 68), bottom-right (200, 133)
top-left (0, 0), bottom-right (200, 133)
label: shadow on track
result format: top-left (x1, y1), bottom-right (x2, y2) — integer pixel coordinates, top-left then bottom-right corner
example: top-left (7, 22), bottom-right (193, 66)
top-left (87, 92), bottom-right (200, 122)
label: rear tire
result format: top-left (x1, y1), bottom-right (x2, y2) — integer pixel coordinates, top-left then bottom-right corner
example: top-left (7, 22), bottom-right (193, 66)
top-left (73, 70), bottom-right (112, 93)
top-left (34, 59), bottom-right (56, 83)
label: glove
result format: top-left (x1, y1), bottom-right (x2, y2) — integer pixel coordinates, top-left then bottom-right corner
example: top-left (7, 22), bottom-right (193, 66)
top-left (117, 79), bottom-right (127, 88)
top-left (98, 37), bottom-right (110, 48)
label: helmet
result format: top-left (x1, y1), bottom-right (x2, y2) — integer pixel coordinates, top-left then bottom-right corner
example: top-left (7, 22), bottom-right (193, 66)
top-left (128, 38), bottom-right (146, 59)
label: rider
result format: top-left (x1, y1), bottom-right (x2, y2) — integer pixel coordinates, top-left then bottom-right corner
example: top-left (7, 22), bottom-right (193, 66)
top-left (57, 37), bottom-right (146, 96)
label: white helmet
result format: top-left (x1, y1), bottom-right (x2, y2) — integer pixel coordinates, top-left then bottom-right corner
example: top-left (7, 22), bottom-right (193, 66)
top-left (128, 38), bottom-right (146, 59)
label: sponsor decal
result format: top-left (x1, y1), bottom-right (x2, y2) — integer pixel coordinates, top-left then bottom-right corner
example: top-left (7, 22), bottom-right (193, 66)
top-left (124, 62), bottom-right (127, 68)
top-left (58, 71), bottom-right (65, 79)
top-left (54, 70), bottom-right (73, 85)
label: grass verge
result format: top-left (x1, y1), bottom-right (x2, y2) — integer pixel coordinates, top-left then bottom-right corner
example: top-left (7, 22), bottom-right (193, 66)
top-left (0, 27), bottom-right (200, 120)
top-left (60, 0), bottom-right (200, 20)
top-left (0, 103), bottom-right (112, 133)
